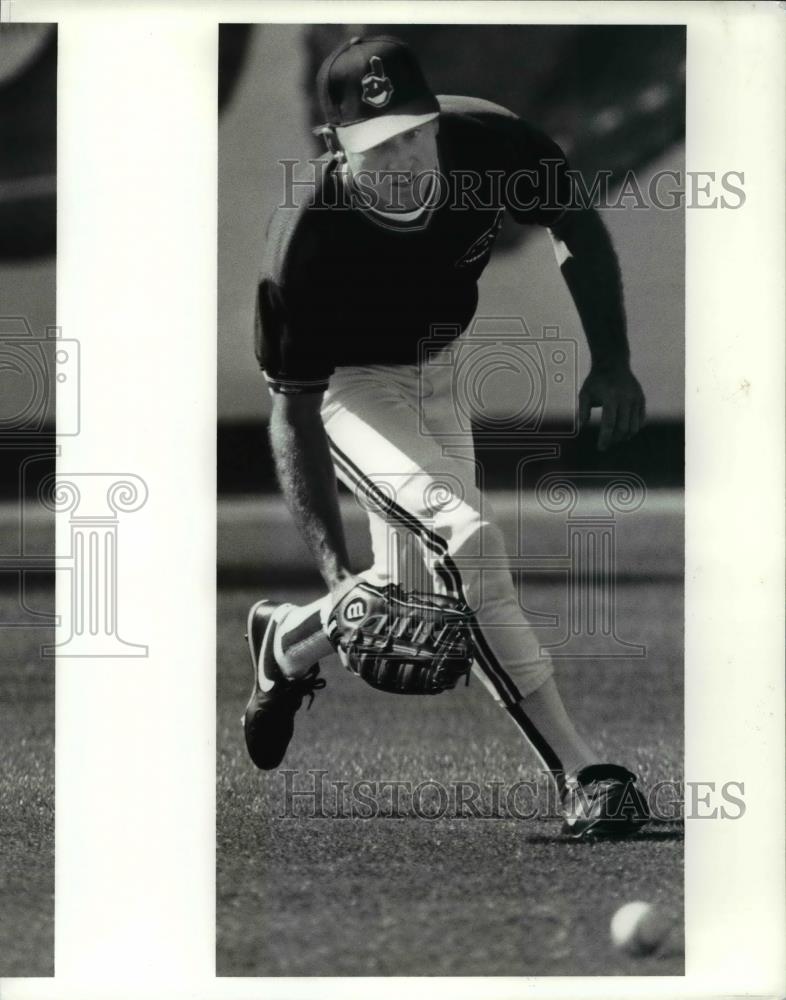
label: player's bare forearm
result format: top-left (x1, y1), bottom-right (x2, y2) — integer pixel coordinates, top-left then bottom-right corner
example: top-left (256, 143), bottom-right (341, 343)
top-left (549, 207), bottom-right (646, 449)
top-left (549, 207), bottom-right (629, 371)
top-left (268, 392), bottom-right (353, 590)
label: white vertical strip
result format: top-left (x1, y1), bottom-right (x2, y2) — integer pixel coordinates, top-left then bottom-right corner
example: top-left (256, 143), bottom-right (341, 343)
top-left (54, 8), bottom-right (216, 999)
top-left (684, 5), bottom-right (785, 998)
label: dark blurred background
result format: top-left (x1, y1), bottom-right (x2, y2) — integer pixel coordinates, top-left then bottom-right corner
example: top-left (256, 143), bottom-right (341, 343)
top-left (0, 23), bottom-right (55, 259)
top-left (0, 21), bottom-right (56, 976)
top-left (218, 24), bottom-right (685, 498)
top-left (0, 23), bottom-right (56, 500)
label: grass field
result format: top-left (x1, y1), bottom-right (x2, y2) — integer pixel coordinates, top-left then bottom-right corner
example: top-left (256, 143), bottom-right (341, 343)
top-left (217, 577), bottom-right (683, 977)
top-left (0, 584), bottom-right (54, 977)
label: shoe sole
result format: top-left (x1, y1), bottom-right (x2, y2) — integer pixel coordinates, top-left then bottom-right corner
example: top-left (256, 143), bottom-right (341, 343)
top-left (563, 815), bottom-right (649, 840)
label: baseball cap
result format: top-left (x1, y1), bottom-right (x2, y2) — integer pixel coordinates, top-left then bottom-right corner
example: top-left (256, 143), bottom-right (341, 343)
top-left (316, 35), bottom-right (439, 153)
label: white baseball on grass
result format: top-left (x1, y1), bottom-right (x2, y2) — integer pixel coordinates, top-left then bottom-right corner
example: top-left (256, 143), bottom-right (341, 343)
top-left (610, 901), bottom-right (670, 956)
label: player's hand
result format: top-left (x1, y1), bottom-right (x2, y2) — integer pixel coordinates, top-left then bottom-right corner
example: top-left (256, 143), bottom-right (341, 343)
top-left (327, 573), bottom-right (366, 611)
top-left (578, 364), bottom-right (645, 452)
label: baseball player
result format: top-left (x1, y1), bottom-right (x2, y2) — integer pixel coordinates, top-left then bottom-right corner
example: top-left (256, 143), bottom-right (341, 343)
top-left (243, 35), bottom-right (650, 838)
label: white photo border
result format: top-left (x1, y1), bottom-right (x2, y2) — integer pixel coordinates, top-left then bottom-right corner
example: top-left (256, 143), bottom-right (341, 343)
top-left (2, 1), bottom-right (784, 998)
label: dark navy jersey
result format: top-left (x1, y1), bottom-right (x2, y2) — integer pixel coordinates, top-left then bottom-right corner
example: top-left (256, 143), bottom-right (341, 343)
top-left (256, 95), bottom-right (572, 394)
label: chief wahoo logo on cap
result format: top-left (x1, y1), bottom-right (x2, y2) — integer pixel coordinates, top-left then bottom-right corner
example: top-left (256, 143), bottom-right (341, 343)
top-left (361, 56), bottom-right (393, 108)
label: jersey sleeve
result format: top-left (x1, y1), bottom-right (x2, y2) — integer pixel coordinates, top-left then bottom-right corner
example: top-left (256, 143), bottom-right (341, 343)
top-left (254, 276), bottom-right (334, 395)
top-left (254, 192), bottom-right (337, 395)
top-left (504, 124), bottom-right (572, 228)
top-left (491, 114), bottom-right (573, 228)
top-left (439, 96), bottom-right (573, 228)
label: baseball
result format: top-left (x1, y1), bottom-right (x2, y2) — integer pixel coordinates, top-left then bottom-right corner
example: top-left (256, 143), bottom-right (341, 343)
top-left (610, 901), bottom-right (670, 956)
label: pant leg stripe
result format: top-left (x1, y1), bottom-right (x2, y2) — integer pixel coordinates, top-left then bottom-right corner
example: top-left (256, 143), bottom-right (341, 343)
top-left (506, 704), bottom-right (565, 777)
top-left (328, 438), bottom-right (523, 705)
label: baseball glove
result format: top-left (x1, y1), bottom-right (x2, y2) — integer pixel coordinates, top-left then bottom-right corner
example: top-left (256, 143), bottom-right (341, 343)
top-left (325, 581), bottom-right (473, 695)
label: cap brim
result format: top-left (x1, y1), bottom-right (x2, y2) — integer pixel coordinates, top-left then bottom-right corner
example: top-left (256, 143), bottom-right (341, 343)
top-left (336, 110), bottom-right (439, 153)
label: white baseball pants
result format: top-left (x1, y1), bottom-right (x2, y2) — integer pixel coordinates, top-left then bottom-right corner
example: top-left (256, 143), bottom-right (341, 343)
top-left (320, 340), bottom-right (554, 706)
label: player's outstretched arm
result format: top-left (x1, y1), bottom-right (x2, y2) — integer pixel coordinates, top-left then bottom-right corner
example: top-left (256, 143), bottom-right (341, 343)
top-left (268, 391), bottom-right (354, 592)
top-left (549, 207), bottom-right (646, 451)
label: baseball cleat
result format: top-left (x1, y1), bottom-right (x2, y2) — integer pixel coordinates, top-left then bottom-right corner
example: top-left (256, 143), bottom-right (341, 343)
top-left (241, 600), bottom-right (326, 770)
top-left (560, 763), bottom-right (650, 839)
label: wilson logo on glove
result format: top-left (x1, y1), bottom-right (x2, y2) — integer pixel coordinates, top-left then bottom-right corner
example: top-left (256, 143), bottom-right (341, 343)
top-left (344, 598), bottom-right (367, 622)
